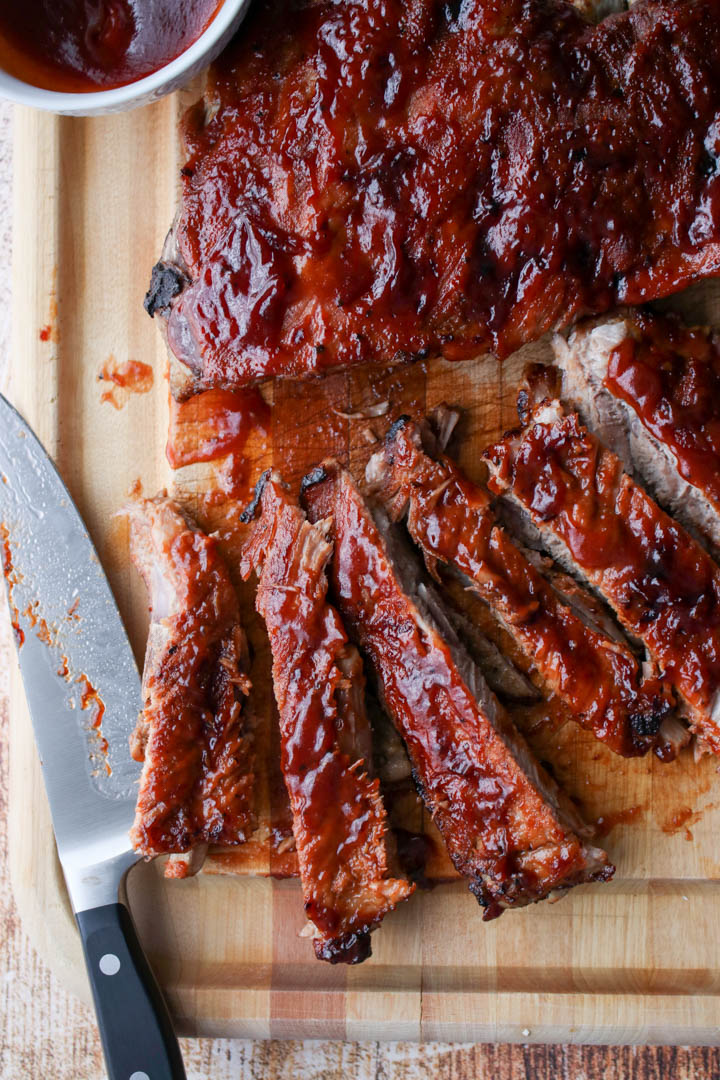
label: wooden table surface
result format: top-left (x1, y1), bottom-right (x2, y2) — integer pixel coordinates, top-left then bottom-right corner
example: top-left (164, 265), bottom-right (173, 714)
top-left (0, 102), bottom-right (719, 1080)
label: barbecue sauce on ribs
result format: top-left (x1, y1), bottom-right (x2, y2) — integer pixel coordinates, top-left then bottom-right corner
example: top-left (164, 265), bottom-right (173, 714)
top-left (241, 472), bottom-right (413, 962)
top-left (128, 497), bottom-right (253, 873)
top-left (485, 402), bottom-right (720, 753)
top-left (302, 461), bottom-right (612, 917)
top-left (372, 415), bottom-right (675, 758)
top-left (604, 312), bottom-right (720, 517)
top-left (160, 0), bottom-right (720, 393)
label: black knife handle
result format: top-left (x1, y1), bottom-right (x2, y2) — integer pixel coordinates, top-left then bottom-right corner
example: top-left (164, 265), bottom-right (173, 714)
top-left (76, 903), bottom-right (187, 1080)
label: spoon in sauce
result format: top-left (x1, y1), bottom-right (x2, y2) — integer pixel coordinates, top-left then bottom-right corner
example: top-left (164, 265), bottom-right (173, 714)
top-left (0, 0), bottom-right (224, 92)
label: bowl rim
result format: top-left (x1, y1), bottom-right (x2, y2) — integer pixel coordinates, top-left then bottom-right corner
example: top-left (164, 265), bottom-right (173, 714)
top-left (0, 0), bottom-right (248, 114)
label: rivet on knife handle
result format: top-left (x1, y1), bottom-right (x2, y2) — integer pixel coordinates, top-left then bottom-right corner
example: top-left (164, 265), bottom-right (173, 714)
top-left (76, 902), bottom-right (186, 1080)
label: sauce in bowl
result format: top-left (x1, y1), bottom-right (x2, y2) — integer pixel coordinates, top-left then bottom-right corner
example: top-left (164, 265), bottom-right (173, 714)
top-left (0, 0), bottom-right (224, 92)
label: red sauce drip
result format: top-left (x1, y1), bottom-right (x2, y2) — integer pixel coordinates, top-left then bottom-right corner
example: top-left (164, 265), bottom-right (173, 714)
top-left (196, 453), bottom-right (255, 509)
top-left (2, 527), bottom-right (13, 572)
top-left (77, 673), bottom-right (106, 724)
top-left (1, 523), bottom-right (24, 647)
top-left (0, 0), bottom-right (224, 93)
top-left (99, 357), bottom-right (154, 409)
top-left (166, 387), bottom-right (269, 469)
top-left (77, 673), bottom-right (110, 774)
top-left (661, 805), bottom-right (702, 838)
top-left (21, 602), bottom-right (54, 646)
top-left (39, 325), bottom-right (51, 342)
top-left (594, 805), bottom-right (644, 838)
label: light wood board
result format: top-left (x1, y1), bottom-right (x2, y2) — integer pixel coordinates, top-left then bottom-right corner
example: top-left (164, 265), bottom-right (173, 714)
top-left (8, 99), bottom-right (720, 1043)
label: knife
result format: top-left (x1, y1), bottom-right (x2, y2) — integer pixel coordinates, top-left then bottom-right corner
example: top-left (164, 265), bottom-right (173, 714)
top-left (0, 393), bottom-right (186, 1080)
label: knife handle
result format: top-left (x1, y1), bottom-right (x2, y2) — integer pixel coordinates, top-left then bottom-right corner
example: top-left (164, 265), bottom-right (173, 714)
top-left (76, 902), bottom-right (187, 1080)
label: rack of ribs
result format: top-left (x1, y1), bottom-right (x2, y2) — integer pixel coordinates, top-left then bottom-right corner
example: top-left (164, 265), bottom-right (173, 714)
top-left (147, 0), bottom-right (720, 397)
top-left (240, 471), bottom-right (413, 963)
top-left (127, 496), bottom-right (253, 878)
top-left (301, 461), bottom-right (612, 919)
top-left (484, 398), bottom-right (720, 754)
top-left (553, 310), bottom-right (720, 556)
top-left (367, 412), bottom-right (677, 758)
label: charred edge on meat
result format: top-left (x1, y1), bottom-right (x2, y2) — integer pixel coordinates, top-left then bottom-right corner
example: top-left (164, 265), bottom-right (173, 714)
top-left (629, 707), bottom-right (664, 737)
top-left (385, 415), bottom-right (412, 452)
top-left (144, 260), bottom-right (187, 318)
top-left (240, 468), bottom-right (272, 523)
top-left (300, 465), bottom-right (330, 493)
top-left (315, 931), bottom-right (373, 965)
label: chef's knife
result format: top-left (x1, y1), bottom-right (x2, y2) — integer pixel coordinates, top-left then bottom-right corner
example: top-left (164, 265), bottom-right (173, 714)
top-left (0, 392), bottom-right (186, 1080)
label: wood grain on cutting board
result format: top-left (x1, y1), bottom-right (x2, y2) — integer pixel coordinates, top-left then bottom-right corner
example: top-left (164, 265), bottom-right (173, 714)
top-left (8, 98), bottom-right (720, 1044)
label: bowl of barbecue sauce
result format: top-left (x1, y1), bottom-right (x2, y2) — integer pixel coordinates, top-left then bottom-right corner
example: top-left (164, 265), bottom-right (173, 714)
top-left (0, 0), bottom-right (250, 114)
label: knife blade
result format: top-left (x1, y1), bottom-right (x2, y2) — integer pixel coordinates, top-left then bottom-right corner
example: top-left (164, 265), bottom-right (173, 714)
top-left (0, 392), bottom-right (186, 1080)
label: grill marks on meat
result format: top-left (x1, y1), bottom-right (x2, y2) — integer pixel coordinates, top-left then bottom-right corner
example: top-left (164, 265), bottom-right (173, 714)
top-left (128, 497), bottom-right (253, 877)
top-left (157, 0), bottom-right (720, 395)
top-left (302, 462), bottom-right (612, 919)
top-left (368, 415), bottom-right (674, 758)
top-left (240, 472), bottom-right (413, 963)
top-left (553, 311), bottom-right (720, 556)
top-left (484, 400), bottom-right (720, 754)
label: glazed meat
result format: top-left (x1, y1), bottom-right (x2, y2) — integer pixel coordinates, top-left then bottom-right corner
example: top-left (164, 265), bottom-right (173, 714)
top-left (302, 462), bottom-right (612, 919)
top-left (554, 311), bottom-right (720, 555)
top-left (484, 399), bottom-right (720, 753)
top-left (240, 472), bottom-right (413, 963)
top-left (368, 414), bottom-right (675, 758)
top-left (128, 496), bottom-right (253, 878)
top-left (148, 0), bottom-right (720, 396)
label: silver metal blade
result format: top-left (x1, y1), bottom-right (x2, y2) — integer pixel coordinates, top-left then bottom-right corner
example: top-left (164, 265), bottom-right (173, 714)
top-left (0, 393), bottom-right (142, 911)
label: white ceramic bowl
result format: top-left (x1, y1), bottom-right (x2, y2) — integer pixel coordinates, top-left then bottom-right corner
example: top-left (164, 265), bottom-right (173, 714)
top-left (0, 0), bottom-right (251, 115)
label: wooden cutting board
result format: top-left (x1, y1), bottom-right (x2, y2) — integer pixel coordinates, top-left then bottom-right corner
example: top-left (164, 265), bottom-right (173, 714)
top-left (8, 96), bottom-right (720, 1044)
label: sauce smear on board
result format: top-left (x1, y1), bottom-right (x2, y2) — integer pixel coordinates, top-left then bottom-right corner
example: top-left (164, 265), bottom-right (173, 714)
top-left (167, 387), bottom-right (269, 470)
top-left (99, 356), bottom-right (154, 408)
top-left (0, 0), bottom-right (224, 93)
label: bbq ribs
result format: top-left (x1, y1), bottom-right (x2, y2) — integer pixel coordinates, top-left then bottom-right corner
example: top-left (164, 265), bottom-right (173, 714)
top-left (240, 471), bottom-right (413, 962)
top-left (485, 398), bottom-right (720, 754)
top-left (128, 497), bottom-right (253, 877)
top-left (553, 310), bottom-right (720, 556)
top-left (302, 461), bottom-right (613, 918)
top-left (367, 412), bottom-right (678, 758)
top-left (148, 0), bottom-right (720, 396)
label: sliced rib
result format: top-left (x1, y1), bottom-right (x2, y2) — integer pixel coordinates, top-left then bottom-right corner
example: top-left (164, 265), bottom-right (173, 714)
top-left (368, 414), bottom-right (676, 758)
top-left (128, 496), bottom-right (253, 877)
top-left (553, 311), bottom-right (720, 556)
top-left (484, 400), bottom-right (717, 754)
top-left (240, 471), bottom-right (413, 963)
top-left (301, 462), bottom-right (612, 919)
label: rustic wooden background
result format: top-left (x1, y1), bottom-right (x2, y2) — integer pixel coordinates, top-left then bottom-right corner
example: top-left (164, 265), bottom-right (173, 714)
top-left (1, 102), bottom-right (720, 1079)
